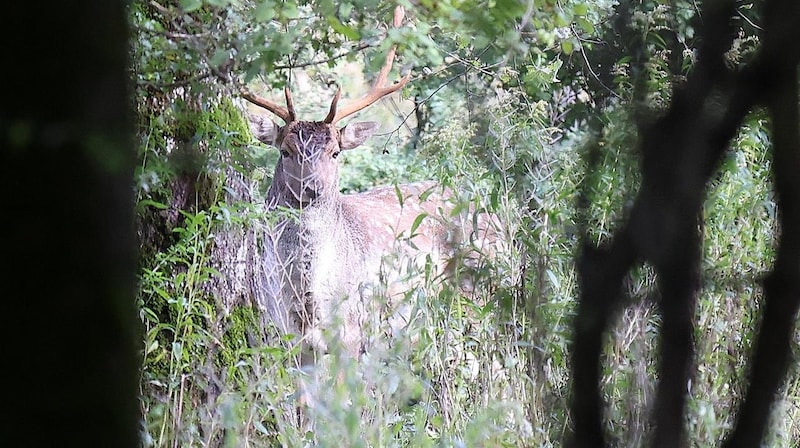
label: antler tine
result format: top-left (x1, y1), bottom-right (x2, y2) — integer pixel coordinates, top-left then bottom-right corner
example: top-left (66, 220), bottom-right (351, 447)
top-left (283, 87), bottom-right (297, 122)
top-left (241, 86), bottom-right (296, 124)
top-left (327, 5), bottom-right (410, 124)
top-left (323, 88), bottom-right (342, 123)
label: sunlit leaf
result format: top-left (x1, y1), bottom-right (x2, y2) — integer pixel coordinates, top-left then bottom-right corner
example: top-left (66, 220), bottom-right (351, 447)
top-left (561, 39), bottom-right (574, 55)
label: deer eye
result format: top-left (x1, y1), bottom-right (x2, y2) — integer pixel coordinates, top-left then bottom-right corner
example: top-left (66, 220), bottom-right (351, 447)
top-left (332, 151), bottom-right (341, 159)
top-left (280, 149), bottom-right (290, 158)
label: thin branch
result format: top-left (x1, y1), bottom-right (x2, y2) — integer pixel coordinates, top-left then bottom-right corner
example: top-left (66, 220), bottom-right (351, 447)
top-left (137, 72), bottom-right (215, 89)
top-left (273, 42), bottom-right (373, 70)
top-left (149, 0), bottom-right (171, 17)
top-left (736, 7), bottom-right (763, 30)
top-left (573, 25), bottom-right (623, 100)
top-left (380, 68), bottom-right (474, 153)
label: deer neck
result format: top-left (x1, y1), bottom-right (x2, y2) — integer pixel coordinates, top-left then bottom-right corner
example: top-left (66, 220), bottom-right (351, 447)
top-left (265, 177), bottom-right (343, 211)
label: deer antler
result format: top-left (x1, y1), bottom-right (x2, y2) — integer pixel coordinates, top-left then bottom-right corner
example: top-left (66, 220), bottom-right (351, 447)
top-left (324, 5), bottom-right (411, 124)
top-left (323, 89), bottom-right (342, 123)
top-left (241, 86), bottom-right (297, 123)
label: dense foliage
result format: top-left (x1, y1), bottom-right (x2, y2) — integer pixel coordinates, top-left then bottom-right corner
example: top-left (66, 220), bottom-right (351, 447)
top-left (131, 0), bottom-right (799, 446)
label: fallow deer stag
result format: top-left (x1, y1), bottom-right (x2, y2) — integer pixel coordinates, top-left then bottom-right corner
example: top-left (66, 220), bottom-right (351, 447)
top-left (243, 6), bottom-right (501, 366)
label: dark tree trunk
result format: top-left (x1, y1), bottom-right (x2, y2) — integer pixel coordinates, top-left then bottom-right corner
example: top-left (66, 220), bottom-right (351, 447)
top-left (1, 2), bottom-right (140, 447)
top-left (567, 0), bottom-right (800, 446)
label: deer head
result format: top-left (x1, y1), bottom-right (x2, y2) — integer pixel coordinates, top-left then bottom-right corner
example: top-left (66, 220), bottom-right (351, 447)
top-left (243, 6), bottom-right (410, 209)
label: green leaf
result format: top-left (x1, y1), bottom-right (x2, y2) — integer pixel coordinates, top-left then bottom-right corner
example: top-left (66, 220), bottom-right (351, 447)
top-left (577, 17), bottom-right (594, 34)
top-left (172, 341), bottom-right (183, 362)
top-left (394, 184), bottom-right (404, 208)
top-left (561, 39), bottom-right (574, 55)
top-left (545, 269), bottom-right (561, 290)
top-left (255, 1), bottom-right (275, 22)
top-left (138, 199), bottom-right (168, 210)
top-left (281, 2), bottom-right (299, 20)
top-left (253, 420), bottom-right (270, 435)
top-left (210, 49), bottom-right (230, 68)
top-left (339, 2), bottom-right (353, 17)
top-left (410, 213), bottom-right (429, 235)
top-left (180, 0), bottom-right (202, 12)
top-left (146, 340), bottom-right (160, 355)
top-left (327, 16), bottom-right (361, 40)
top-left (555, 11), bottom-right (570, 28)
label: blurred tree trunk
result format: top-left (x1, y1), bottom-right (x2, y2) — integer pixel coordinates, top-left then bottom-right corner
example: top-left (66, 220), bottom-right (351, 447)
top-left (567, 0), bottom-right (800, 445)
top-left (1, 2), bottom-right (140, 447)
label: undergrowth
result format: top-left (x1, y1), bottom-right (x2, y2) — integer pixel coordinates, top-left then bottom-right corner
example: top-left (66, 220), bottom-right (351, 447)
top-left (136, 89), bottom-right (800, 447)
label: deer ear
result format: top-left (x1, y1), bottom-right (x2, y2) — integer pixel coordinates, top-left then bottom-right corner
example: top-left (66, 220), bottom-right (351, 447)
top-left (248, 113), bottom-right (282, 146)
top-left (340, 122), bottom-right (380, 150)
